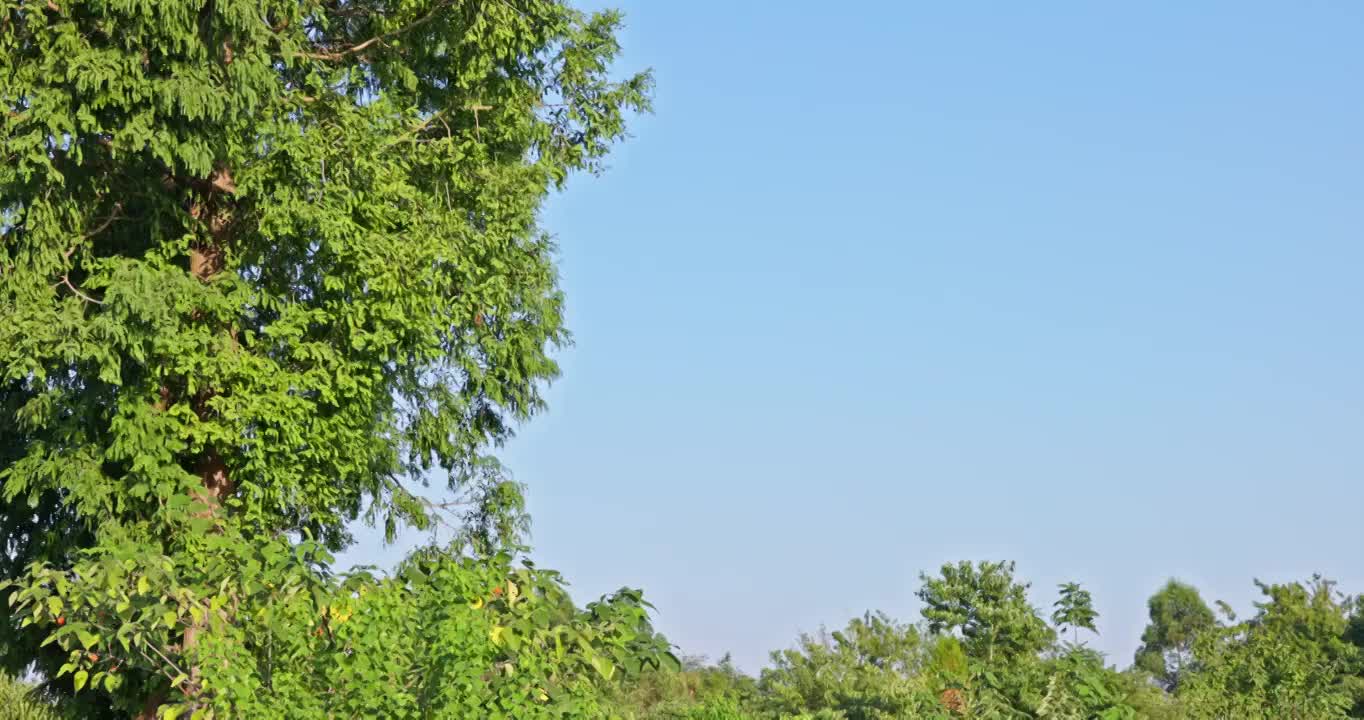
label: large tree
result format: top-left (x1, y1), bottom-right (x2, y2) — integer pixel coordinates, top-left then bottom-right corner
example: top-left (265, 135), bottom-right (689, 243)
top-left (0, 0), bottom-right (655, 716)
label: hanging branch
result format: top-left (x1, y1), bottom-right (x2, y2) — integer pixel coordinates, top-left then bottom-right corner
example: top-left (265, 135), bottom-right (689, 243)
top-left (58, 274), bottom-right (104, 305)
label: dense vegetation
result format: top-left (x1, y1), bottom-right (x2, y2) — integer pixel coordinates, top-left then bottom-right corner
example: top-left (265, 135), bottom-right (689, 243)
top-left (1, 1), bottom-right (1358, 718)
top-left (606, 564), bottom-right (1364, 719)
top-left (1, 671), bottom-right (60, 720)
top-left (9, 562), bottom-right (1364, 718)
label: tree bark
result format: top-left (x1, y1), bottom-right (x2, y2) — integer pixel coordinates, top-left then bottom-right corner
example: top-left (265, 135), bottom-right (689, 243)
top-left (148, 167), bottom-right (237, 717)
top-left (134, 689), bottom-right (166, 720)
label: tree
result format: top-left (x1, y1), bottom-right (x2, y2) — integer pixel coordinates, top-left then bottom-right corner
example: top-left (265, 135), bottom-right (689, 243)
top-left (0, 0), bottom-right (654, 716)
top-left (1051, 582), bottom-right (1099, 647)
top-left (916, 561), bottom-right (1056, 716)
top-left (1036, 647), bottom-right (1137, 720)
top-left (1133, 579), bottom-right (1216, 691)
top-left (917, 561), bottom-right (1055, 665)
top-left (759, 611), bottom-right (933, 720)
top-left (1180, 577), bottom-right (1360, 719)
top-left (607, 653), bottom-right (759, 720)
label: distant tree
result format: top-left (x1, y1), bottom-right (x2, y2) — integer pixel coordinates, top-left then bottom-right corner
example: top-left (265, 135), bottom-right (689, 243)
top-left (1051, 582), bottom-right (1100, 646)
top-left (609, 652), bottom-right (758, 720)
top-left (1133, 580), bottom-right (1216, 691)
top-left (1342, 598), bottom-right (1364, 717)
top-left (918, 561), bottom-right (1055, 665)
top-left (759, 611), bottom-right (932, 720)
top-left (1180, 577), bottom-right (1359, 719)
top-left (916, 561), bottom-right (1057, 715)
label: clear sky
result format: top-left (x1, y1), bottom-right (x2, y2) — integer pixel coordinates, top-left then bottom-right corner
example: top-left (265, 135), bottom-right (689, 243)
top-left (344, 1), bottom-right (1364, 672)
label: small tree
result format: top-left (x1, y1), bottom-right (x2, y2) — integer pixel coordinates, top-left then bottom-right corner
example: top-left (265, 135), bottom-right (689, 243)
top-left (1051, 582), bottom-right (1099, 646)
top-left (918, 561), bottom-right (1055, 665)
top-left (759, 611), bottom-right (932, 720)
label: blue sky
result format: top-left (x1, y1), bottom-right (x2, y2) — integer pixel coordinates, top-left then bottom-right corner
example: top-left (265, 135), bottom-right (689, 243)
top-left (345, 1), bottom-right (1364, 671)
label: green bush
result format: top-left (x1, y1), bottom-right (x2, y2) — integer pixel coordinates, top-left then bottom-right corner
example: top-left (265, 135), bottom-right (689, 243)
top-left (674, 697), bottom-right (754, 720)
top-left (0, 673), bottom-right (59, 720)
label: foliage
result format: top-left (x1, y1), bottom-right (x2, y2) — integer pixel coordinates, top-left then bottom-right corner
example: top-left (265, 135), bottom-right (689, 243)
top-left (918, 562), bottom-right (1055, 666)
top-left (609, 654), bottom-right (758, 720)
top-left (1051, 583), bottom-right (1099, 647)
top-left (5, 536), bottom-right (679, 719)
top-left (758, 612), bottom-right (934, 720)
top-left (0, 0), bottom-right (654, 715)
top-left (662, 697), bottom-right (755, 720)
top-left (1132, 580), bottom-right (1216, 691)
top-left (602, 567), bottom-right (1364, 720)
top-left (1035, 648), bottom-right (1135, 720)
top-left (1180, 577), bottom-right (1360, 719)
top-left (1107, 670), bottom-right (1183, 720)
top-left (0, 672), bottom-right (61, 720)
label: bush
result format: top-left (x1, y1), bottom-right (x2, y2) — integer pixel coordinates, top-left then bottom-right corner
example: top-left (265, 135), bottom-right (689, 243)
top-left (0, 673), bottom-right (59, 720)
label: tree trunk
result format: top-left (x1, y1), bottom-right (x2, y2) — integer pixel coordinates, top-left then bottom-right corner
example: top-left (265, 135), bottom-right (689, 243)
top-left (147, 167), bottom-right (237, 717)
top-left (134, 689), bottom-right (166, 720)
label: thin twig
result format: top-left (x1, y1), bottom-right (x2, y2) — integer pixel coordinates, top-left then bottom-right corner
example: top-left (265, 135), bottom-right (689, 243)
top-left (82, 203), bottom-right (123, 241)
top-left (136, 641), bottom-right (187, 685)
top-left (385, 110), bottom-right (450, 147)
top-left (469, 104), bottom-right (491, 140)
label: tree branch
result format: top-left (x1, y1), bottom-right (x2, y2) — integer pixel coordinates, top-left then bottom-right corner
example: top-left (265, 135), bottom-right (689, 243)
top-left (299, 0), bottom-right (454, 61)
top-left (78, 203), bottom-right (124, 245)
top-left (58, 274), bottom-right (104, 305)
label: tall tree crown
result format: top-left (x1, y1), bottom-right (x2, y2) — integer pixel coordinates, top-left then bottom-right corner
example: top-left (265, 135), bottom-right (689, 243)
top-left (2, 0), bottom-right (648, 551)
top-left (1, 1), bottom-right (651, 713)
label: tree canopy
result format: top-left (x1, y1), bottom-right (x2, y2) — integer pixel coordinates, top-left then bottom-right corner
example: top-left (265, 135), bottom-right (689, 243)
top-left (1, 0), bottom-right (666, 717)
top-left (1133, 580), bottom-right (1217, 692)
